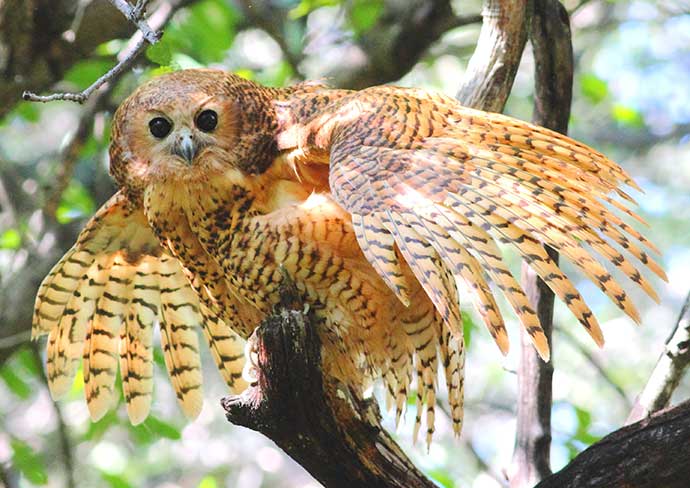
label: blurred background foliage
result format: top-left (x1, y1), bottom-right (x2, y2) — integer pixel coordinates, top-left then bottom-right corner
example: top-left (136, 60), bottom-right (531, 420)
top-left (1, 0), bottom-right (689, 487)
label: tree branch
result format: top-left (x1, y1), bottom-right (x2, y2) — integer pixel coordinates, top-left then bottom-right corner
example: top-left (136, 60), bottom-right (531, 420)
top-left (108, 0), bottom-right (161, 44)
top-left (21, 0), bottom-right (170, 104)
top-left (456, 0), bottom-right (530, 112)
top-left (222, 280), bottom-right (436, 488)
top-left (627, 289), bottom-right (690, 424)
top-left (535, 400), bottom-right (690, 488)
top-left (510, 2), bottom-right (573, 486)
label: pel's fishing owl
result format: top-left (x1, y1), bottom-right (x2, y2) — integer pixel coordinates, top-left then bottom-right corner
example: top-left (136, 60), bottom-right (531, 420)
top-left (33, 69), bottom-right (665, 444)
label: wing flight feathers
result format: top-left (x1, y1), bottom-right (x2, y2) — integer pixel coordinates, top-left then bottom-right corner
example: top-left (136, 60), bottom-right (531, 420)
top-left (321, 90), bottom-right (664, 357)
top-left (33, 190), bottom-right (246, 423)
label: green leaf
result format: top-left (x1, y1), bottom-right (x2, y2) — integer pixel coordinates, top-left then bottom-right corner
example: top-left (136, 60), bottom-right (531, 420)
top-left (150, 66), bottom-right (176, 78)
top-left (257, 60), bottom-right (294, 87)
top-left (83, 411), bottom-right (119, 441)
top-left (198, 476), bottom-right (218, 488)
top-left (0, 366), bottom-right (32, 399)
top-left (139, 416), bottom-right (181, 440)
top-left (15, 348), bottom-right (40, 376)
top-left (234, 69), bottom-right (255, 81)
top-left (611, 104), bottom-right (645, 128)
top-left (11, 438), bottom-right (48, 485)
top-left (12, 102), bottom-right (40, 122)
top-left (164, 0), bottom-right (241, 64)
top-left (289, 0), bottom-right (340, 19)
top-left (0, 229), bottom-right (21, 249)
top-left (572, 405), bottom-right (601, 447)
top-left (580, 73), bottom-right (608, 104)
top-left (462, 313), bottom-right (476, 350)
top-left (428, 469), bottom-right (455, 488)
top-left (153, 348), bottom-right (166, 369)
top-left (101, 472), bottom-right (133, 488)
top-left (95, 39), bottom-right (126, 57)
top-left (349, 0), bottom-right (384, 35)
top-left (56, 181), bottom-right (96, 224)
top-left (146, 37), bottom-right (173, 66)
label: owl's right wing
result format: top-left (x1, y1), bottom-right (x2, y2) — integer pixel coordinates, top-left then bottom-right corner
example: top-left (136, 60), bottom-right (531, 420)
top-left (32, 190), bottom-right (246, 424)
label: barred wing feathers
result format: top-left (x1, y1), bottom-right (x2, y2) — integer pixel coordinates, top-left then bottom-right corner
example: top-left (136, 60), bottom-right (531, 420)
top-left (32, 191), bottom-right (246, 423)
top-left (315, 87), bottom-right (666, 359)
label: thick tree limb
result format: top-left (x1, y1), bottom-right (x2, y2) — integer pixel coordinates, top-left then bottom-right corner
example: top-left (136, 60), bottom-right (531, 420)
top-left (627, 289), bottom-right (690, 424)
top-left (456, 0), bottom-right (529, 112)
top-left (222, 283), bottom-right (436, 488)
top-left (535, 400), bottom-right (690, 488)
top-left (511, 2), bottom-right (573, 486)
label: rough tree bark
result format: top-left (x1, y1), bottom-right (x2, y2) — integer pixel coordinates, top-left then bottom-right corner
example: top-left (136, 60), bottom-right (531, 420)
top-left (536, 400), bottom-right (690, 488)
top-left (222, 281), bottom-right (436, 488)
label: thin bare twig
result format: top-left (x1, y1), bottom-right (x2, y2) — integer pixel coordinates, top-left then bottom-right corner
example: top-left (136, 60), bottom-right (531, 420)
top-left (22, 36), bottom-right (148, 104)
top-left (109, 0), bottom-right (160, 44)
top-left (21, 0), bottom-right (164, 104)
top-left (627, 290), bottom-right (690, 424)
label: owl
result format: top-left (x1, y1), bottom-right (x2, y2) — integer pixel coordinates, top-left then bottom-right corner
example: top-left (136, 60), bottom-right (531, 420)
top-left (33, 69), bottom-right (665, 445)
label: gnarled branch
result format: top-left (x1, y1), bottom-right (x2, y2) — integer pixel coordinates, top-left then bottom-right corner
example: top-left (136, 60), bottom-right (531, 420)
top-left (536, 400), bottom-right (690, 488)
top-left (222, 284), bottom-right (436, 488)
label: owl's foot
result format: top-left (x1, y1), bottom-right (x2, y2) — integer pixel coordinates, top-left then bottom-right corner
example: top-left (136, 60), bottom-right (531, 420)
top-left (241, 331), bottom-right (260, 386)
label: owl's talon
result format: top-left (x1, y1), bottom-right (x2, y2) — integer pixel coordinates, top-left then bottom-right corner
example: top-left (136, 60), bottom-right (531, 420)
top-left (242, 334), bottom-right (260, 385)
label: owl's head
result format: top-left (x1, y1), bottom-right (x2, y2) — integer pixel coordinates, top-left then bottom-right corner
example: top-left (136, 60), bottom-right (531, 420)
top-left (109, 69), bottom-right (280, 198)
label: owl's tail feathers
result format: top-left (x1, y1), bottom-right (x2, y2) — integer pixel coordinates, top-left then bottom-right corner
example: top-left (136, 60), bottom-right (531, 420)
top-left (389, 271), bottom-right (465, 448)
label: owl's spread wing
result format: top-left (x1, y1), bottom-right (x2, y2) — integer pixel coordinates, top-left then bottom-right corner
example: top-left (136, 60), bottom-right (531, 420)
top-left (32, 190), bottom-right (246, 423)
top-left (300, 87), bottom-right (666, 359)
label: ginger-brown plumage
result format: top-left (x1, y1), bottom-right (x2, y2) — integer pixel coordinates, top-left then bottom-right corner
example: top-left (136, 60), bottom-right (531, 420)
top-left (33, 69), bottom-right (665, 443)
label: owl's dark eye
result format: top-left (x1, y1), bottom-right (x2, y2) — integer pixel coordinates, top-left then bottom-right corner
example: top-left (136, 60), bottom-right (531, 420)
top-left (149, 117), bottom-right (172, 138)
top-left (196, 110), bottom-right (218, 132)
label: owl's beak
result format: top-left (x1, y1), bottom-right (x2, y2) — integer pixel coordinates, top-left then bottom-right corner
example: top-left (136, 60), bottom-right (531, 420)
top-left (172, 129), bottom-right (198, 165)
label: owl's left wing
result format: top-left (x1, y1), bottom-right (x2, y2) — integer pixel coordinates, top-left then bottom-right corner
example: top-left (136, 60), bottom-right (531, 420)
top-left (33, 190), bottom-right (246, 424)
top-left (294, 86), bottom-right (666, 360)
